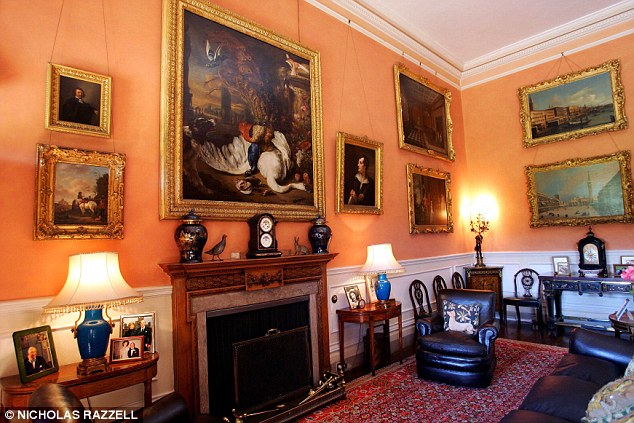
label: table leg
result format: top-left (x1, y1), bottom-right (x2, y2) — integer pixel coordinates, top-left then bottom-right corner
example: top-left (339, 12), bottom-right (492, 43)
top-left (397, 313), bottom-right (403, 364)
top-left (338, 319), bottom-right (345, 369)
top-left (369, 320), bottom-right (376, 376)
top-left (545, 291), bottom-right (556, 336)
top-left (144, 379), bottom-right (152, 406)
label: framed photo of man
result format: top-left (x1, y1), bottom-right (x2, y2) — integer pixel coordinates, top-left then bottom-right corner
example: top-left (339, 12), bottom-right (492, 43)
top-left (335, 132), bottom-right (383, 215)
top-left (45, 63), bottom-right (112, 137)
top-left (406, 163), bottom-right (453, 234)
top-left (120, 312), bottom-right (155, 353)
top-left (12, 325), bottom-right (59, 383)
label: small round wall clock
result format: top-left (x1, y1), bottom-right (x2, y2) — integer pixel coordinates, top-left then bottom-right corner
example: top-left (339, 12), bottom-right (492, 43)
top-left (246, 213), bottom-right (282, 259)
top-left (577, 227), bottom-right (607, 277)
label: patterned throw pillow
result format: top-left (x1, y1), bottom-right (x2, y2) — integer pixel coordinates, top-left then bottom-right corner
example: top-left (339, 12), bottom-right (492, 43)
top-left (583, 376), bottom-right (634, 423)
top-left (442, 300), bottom-right (480, 334)
top-left (625, 354), bottom-right (634, 377)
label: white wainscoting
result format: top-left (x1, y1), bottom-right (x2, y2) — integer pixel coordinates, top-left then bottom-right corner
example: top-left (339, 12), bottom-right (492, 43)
top-left (0, 249), bottom-right (631, 405)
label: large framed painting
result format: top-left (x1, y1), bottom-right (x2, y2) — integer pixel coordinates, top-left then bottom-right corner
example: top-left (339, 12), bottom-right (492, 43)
top-left (525, 151), bottom-right (633, 228)
top-left (519, 59), bottom-right (627, 147)
top-left (34, 144), bottom-right (125, 239)
top-left (394, 63), bottom-right (454, 162)
top-left (335, 132), bottom-right (383, 215)
top-left (45, 63), bottom-right (112, 138)
top-left (160, 0), bottom-right (324, 221)
top-left (406, 163), bottom-right (453, 234)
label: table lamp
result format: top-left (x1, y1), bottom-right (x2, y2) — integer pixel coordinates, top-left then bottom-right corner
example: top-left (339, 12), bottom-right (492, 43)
top-left (359, 243), bottom-right (404, 306)
top-left (44, 252), bottom-right (143, 375)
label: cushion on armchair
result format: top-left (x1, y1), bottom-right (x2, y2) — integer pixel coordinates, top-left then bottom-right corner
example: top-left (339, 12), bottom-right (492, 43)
top-left (442, 300), bottom-right (480, 334)
top-left (583, 376), bottom-right (634, 423)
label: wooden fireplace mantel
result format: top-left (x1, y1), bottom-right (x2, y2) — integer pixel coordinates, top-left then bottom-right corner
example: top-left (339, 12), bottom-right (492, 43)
top-left (160, 253), bottom-right (337, 415)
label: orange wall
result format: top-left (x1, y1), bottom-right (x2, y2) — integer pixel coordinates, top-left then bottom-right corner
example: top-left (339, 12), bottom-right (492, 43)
top-left (462, 34), bottom-right (634, 252)
top-left (0, 0), bottom-right (470, 301)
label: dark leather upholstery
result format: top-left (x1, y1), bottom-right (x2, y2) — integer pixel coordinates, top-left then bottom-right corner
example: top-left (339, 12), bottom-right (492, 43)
top-left (415, 289), bottom-right (498, 388)
top-left (501, 328), bottom-right (634, 422)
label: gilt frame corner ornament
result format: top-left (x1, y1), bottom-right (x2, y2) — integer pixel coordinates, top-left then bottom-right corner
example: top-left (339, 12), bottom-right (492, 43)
top-left (406, 163), bottom-right (453, 234)
top-left (45, 63), bottom-right (112, 138)
top-left (159, 0), bottom-right (324, 221)
top-left (394, 63), bottom-right (454, 162)
top-left (34, 144), bottom-right (125, 240)
top-left (525, 150), bottom-right (633, 228)
top-left (335, 132), bottom-right (383, 215)
top-left (519, 59), bottom-right (627, 148)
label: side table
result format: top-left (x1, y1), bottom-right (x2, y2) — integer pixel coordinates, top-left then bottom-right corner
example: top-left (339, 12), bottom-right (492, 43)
top-left (337, 301), bottom-right (402, 376)
top-left (1, 353), bottom-right (158, 410)
top-left (465, 266), bottom-right (503, 313)
top-left (609, 312), bottom-right (634, 340)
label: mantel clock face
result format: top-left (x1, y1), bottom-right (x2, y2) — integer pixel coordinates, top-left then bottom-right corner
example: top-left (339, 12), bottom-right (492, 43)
top-left (577, 227), bottom-right (606, 275)
top-left (247, 213), bottom-right (282, 259)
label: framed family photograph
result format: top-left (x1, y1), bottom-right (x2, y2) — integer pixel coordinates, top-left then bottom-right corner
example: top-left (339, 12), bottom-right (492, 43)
top-left (394, 63), bottom-right (454, 162)
top-left (34, 144), bottom-right (125, 240)
top-left (160, 0), bottom-right (325, 221)
top-left (552, 256), bottom-right (571, 276)
top-left (406, 163), bottom-right (453, 234)
top-left (12, 325), bottom-right (58, 383)
top-left (343, 284), bottom-right (364, 309)
top-left (519, 59), bottom-right (627, 147)
top-left (109, 336), bottom-right (144, 363)
top-left (335, 132), bottom-right (383, 214)
top-left (525, 151), bottom-right (633, 227)
top-left (614, 264), bottom-right (630, 276)
top-left (120, 312), bottom-right (155, 353)
top-left (45, 63), bottom-right (112, 138)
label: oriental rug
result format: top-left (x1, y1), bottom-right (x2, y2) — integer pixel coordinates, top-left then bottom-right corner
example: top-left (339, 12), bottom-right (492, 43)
top-left (301, 338), bottom-right (567, 423)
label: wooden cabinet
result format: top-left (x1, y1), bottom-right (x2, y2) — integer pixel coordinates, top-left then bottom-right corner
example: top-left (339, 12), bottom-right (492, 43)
top-left (465, 266), bottom-right (503, 313)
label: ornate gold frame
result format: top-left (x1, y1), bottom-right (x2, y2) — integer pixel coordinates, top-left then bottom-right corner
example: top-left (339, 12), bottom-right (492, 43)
top-left (525, 151), bottom-right (633, 228)
top-left (335, 132), bottom-right (383, 214)
top-left (519, 59), bottom-right (627, 147)
top-left (160, 0), bottom-right (324, 221)
top-left (394, 63), bottom-right (454, 162)
top-left (45, 63), bottom-right (112, 138)
top-left (406, 163), bottom-right (453, 234)
top-left (34, 144), bottom-right (125, 239)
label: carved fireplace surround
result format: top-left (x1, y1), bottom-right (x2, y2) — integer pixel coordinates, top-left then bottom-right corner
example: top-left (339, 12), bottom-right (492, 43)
top-left (160, 253), bottom-right (337, 415)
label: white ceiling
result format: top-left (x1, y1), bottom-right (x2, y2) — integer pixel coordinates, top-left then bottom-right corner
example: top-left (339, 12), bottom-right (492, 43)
top-left (312, 0), bottom-right (634, 85)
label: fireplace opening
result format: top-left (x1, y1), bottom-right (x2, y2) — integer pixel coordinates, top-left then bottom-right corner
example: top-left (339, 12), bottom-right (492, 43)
top-left (206, 297), bottom-right (310, 419)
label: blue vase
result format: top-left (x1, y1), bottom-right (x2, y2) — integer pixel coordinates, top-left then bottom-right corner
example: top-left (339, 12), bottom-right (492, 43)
top-left (375, 273), bottom-right (391, 302)
top-left (76, 309), bottom-right (111, 359)
top-left (308, 215), bottom-right (332, 254)
top-left (175, 210), bottom-right (208, 263)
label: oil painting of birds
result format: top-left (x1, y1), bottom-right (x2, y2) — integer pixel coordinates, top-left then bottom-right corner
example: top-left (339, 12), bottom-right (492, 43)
top-left (205, 234), bottom-right (227, 261)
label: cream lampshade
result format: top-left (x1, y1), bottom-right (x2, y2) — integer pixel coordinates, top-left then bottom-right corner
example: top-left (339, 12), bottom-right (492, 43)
top-left (359, 244), bottom-right (404, 304)
top-left (44, 252), bottom-right (143, 375)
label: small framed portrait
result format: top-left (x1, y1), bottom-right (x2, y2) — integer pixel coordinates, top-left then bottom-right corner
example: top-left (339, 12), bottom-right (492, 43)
top-left (12, 325), bottom-right (58, 383)
top-left (552, 257), bottom-right (571, 276)
top-left (343, 285), bottom-right (364, 309)
top-left (45, 63), bottom-right (112, 137)
top-left (110, 336), bottom-right (144, 363)
top-left (335, 132), bottom-right (383, 215)
top-left (614, 264), bottom-right (630, 276)
top-left (621, 256), bottom-right (634, 265)
top-left (120, 313), bottom-right (155, 353)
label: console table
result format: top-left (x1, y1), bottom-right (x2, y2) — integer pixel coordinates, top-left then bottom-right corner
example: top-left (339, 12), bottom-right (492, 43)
top-left (0, 353), bottom-right (158, 409)
top-left (540, 274), bottom-right (633, 335)
top-left (336, 301), bottom-right (403, 376)
top-left (465, 266), bottom-right (503, 313)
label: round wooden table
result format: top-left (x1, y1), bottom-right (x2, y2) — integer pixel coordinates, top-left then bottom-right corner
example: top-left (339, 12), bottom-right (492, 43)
top-left (609, 312), bottom-right (634, 340)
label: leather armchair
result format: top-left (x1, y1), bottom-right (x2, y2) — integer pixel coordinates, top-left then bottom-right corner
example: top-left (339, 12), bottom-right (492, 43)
top-left (415, 289), bottom-right (498, 388)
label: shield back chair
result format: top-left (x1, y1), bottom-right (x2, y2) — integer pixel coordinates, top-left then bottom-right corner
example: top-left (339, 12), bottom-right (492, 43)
top-left (451, 271), bottom-right (465, 289)
top-left (502, 268), bottom-right (543, 331)
top-left (409, 279), bottom-right (432, 349)
top-left (432, 275), bottom-right (448, 305)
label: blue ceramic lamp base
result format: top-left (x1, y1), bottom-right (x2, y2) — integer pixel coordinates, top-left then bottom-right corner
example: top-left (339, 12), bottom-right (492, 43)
top-left (375, 273), bottom-right (391, 306)
top-left (74, 309), bottom-right (112, 375)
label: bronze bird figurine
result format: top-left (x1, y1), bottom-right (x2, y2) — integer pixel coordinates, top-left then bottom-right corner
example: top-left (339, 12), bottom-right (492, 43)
top-left (204, 234), bottom-right (227, 261)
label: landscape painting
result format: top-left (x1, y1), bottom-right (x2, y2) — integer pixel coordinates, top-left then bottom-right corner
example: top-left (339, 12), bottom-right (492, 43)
top-left (160, 0), bottom-right (325, 221)
top-left (519, 59), bottom-right (627, 147)
top-left (525, 151), bottom-right (633, 227)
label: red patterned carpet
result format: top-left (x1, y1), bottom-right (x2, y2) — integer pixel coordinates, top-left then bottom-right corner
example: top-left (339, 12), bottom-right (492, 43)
top-left (301, 338), bottom-right (567, 423)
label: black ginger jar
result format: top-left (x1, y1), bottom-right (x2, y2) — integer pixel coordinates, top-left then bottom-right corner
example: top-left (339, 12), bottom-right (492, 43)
top-left (308, 215), bottom-right (332, 254)
top-left (174, 210), bottom-right (208, 263)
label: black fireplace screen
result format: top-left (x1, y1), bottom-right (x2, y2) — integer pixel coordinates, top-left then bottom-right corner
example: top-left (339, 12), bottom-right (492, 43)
top-left (233, 326), bottom-right (311, 412)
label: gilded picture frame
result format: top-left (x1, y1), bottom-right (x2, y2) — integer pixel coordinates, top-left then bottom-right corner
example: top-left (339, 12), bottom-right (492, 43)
top-left (406, 163), bottom-right (453, 234)
top-left (519, 59), bottom-right (627, 147)
top-left (13, 325), bottom-right (59, 383)
top-left (34, 144), bottom-right (125, 240)
top-left (45, 63), bottom-right (112, 138)
top-left (525, 151), bottom-right (633, 228)
top-left (394, 63), bottom-right (454, 162)
top-left (160, 0), bottom-right (324, 221)
top-left (335, 132), bottom-right (383, 214)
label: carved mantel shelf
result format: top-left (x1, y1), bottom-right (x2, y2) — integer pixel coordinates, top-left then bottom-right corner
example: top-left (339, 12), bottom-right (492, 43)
top-left (160, 253), bottom-right (337, 415)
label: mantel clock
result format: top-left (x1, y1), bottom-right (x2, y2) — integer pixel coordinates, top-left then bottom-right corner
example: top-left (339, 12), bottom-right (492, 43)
top-left (247, 213), bottom-right (282, 259)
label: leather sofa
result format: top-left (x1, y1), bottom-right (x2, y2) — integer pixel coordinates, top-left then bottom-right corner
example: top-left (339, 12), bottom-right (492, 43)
top-left (415, 289), bottom-right (498, 388)
top-left (501, 328), bottom-right (634, 422)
